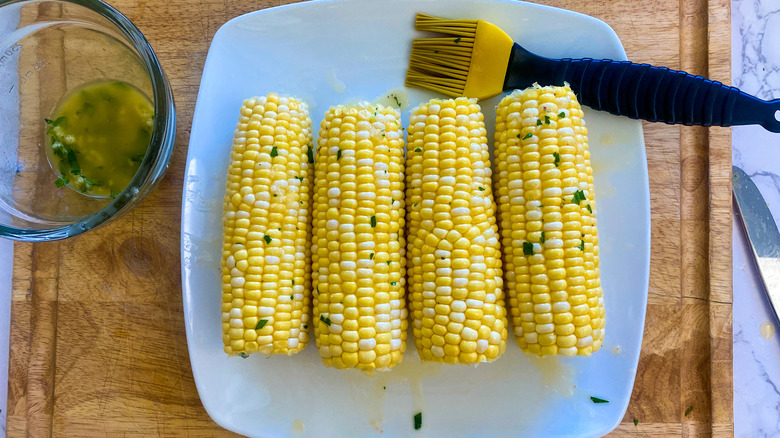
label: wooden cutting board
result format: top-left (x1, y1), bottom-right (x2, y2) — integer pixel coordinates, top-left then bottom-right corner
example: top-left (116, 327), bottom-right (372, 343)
top-left (6, 0), bottom-right (732, 436)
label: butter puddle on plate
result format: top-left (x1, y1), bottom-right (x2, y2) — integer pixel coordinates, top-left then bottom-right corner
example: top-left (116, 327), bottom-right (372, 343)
top-left (760, 321), bottom-right (776, 339)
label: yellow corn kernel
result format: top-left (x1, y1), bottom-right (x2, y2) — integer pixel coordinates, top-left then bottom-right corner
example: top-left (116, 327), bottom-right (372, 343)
top-left (494, 84), bottom-right (605, 357)
top-left (312, 103), bottom-right (407, 371)
top-left (221, 93), bottom-right (313, 357)
top-left (406, 97), bottom-right (508, 364)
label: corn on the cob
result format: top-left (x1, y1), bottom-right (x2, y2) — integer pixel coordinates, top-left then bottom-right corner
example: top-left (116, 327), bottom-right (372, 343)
top-left (406, 97), bottom-right (508, 364)
top-left (312, 103), bottom-right (407, 371)
top-left (494, 84), bottom-right (605, 357)
top-left (221, 93), bottom-right (313, 356)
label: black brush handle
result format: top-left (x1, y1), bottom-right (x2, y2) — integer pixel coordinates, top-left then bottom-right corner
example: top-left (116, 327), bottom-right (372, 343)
top-left (504, 43), bottom-right (780, 133)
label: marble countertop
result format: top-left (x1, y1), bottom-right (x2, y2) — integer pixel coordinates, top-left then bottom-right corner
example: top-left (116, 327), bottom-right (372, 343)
top-left (732, 0), bottom-right (780, 437)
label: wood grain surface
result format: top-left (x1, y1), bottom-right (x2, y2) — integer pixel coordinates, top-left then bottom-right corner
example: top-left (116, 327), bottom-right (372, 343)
top-left (6, 0), bottom-right (733, 436)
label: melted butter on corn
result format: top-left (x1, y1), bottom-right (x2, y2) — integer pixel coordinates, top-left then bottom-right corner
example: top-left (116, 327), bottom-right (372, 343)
top-left (406, 97), bottom-right (508, 364)
top-left (221, 93), bottom-right (313, 356)
top-left (494, 84), bottom-right (605, 357)
top-left (312, 103), bottom-right (407, 371)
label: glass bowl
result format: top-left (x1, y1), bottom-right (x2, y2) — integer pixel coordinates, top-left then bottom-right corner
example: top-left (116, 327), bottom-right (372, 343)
top-left (0, 0), bottom-right (175, 241)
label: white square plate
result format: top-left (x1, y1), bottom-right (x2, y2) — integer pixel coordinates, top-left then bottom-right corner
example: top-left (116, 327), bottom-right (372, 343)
top-left (182, 0), bottom-right (651, 436)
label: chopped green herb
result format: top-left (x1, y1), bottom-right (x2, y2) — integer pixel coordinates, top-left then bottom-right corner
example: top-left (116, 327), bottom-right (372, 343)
top-left (540, 231), bottom-right (546, 243)
top-left (55, 177), bottom-right (68, 188)
top-left (370, 253), bottom-right (374, 260)
top-left (66, 149), bottom-right (81, 175)
top-left (414, 412), bottom-right (422, 430)
top-left (270, 146), bottom-right (278, 157)
top-left (571, 189), bottom-right (586, 204)
top-left (553, 152), bottom-right (560, 167)
top-left (370, 215), bottom-right (377, 227)
top-left (392, 198), bottom-right (396, 204)
top-left (45, 116), bottom-right (66, 127)
top-left (383, 386), bottom-right (386, 390)
top-left (391, 281), bottom-right (397, 286)
top-left (303, 324), bottom-right (308, 329)
top-left (522, 133), bottom-right (533, 140)
top-left (414, 203), bottom-right (418, 207)
top-left (264, 235), bottom-right (272, 244)
top-left (544, 115), bottom-right (551, 124)
top-left (454, 37), bottom-right (461, 43)
top-left (307, 146), bottom-right (314, 164)
top-left (337, 149), bottom-right (342, 160)
top-left (387, 261), bottom-right (391, 265)
top-left (292, 280), bottom-right (295, 285)
top-left (239, 352), bottom-right (249, 359)
top-left (256, 319), bottom-right (269, 330)
top-left (523, 241), bottom-right (533, 255)
top-left (559, 111), bottom-right (566, 118)
top-left (320, 314), bottom-right (331, 325)
top-left (414, 147), bottom-right (422, 152)
top-left (273, 194), bottom-right (278, 197)
top-left (580, 239), bottom-right (585, 251)
top-left (478, 187), bottom-right (485, 191)
top-left (290, 294), bottom-right (294, 300)
top-left (684, 406), bottom-right (693, 416)
top-left (537, 119), bottom-right (542, 126)
top-left (590, 396), bottom-right (609, 404)
top-left (299, 200), bottom-right (304, 204)
top-left (393, 95), bottom-right (401, 107)
top-left (633, 418), bottom-right (638, 426)
top-left (587, 204), bottom-right (593, 214)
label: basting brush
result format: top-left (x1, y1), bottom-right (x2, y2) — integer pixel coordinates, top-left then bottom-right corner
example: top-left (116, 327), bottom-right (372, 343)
top-left (406, 13), bottom-right (780, 133)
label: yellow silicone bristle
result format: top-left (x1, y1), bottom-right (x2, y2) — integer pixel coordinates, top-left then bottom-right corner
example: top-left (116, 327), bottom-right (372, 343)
top-left (405, 71), bottom-right (465, 98)
top-left (406, 13), bottom-right (515, 100)
top-left (221, 93), bottom-right (313, 357)
top-left (493, 84), bottom-right (605, 357)
top-left (406, 14), bottom-right (476, 97)
top-left (405, 97), bottom-right (508, 364)
top-left (414, 13), bottom-right (479, 35)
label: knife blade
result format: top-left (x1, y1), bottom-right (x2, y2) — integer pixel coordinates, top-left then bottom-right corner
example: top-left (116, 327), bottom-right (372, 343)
top-left (733, 165), bottom-right (780, 322)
